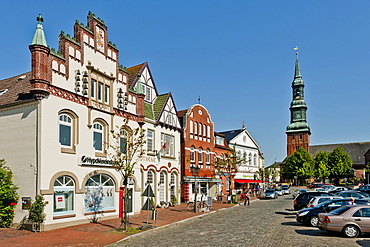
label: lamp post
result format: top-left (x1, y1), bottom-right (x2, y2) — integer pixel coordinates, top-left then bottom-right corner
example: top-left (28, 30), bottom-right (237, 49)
top-left (190, 165), bottom-right (200, 213)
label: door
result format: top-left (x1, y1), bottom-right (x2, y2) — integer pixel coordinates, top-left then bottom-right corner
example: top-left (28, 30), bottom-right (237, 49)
top-left (126, 188), bottom-right (133, 213)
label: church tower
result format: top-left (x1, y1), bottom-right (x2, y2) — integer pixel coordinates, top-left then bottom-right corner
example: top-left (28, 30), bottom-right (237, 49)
top-left (286, 52), bottom-right (311, 156)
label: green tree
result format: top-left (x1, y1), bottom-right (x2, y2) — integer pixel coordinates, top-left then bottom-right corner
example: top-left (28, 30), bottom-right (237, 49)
top-left (282, 147), bottom-right (313, 183)
top-left (313, 151), bottom-right (330, 183)
top-left (0, 159), bottom-right (19, 228)
top-left (108, 117), bottom-right (145, 231)
top-left (328, 147), bottom-right (352, 184)
top-left (213, 148), bottom-right (245, 202)
top-left (28, 195), bottom-right (46, 231)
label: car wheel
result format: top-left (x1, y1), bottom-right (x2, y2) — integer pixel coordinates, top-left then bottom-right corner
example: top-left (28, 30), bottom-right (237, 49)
top-left (343, 225), bottom-right (360, 238)
top-left (309, 216), bottom-right (318, 227)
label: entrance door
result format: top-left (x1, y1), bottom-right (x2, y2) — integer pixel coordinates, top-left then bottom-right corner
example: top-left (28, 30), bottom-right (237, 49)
top-left (126, 188), bottom-right (133, 213)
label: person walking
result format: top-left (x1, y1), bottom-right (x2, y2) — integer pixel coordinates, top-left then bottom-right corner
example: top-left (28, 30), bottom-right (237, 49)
top-left (242, 190), bottom-right (250, 206)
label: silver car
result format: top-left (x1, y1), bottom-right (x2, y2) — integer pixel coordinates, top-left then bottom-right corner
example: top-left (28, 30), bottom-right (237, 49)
top-left (318, 205), bottom-right (370, 238)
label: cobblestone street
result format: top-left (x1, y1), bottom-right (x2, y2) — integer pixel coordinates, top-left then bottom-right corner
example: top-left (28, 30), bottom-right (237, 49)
top-left (110, 195), bottom-right (370, 247)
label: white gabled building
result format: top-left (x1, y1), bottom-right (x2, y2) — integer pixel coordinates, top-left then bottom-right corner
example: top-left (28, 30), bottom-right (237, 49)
top-left (0, 12), bottom-right (181, 230)
top-left (219, 125), bottom-right (264, 191)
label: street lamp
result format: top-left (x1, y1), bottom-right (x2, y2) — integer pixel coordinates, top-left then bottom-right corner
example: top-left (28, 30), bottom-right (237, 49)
top-left (190, 165), bottom-right (200, 213)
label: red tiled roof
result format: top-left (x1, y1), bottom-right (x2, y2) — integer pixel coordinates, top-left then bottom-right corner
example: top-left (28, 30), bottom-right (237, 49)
top-left (126, 63), bottom-right (146, 87)
top-left (0, 72), bottom-right (34, 107)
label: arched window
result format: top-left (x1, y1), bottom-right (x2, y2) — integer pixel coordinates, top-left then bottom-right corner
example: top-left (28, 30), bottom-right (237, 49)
top-left (203, 124), bottom-right (206, 137)
top-left (93, 122), bottom-right (103, 151)
top-left (254, 154), bottom-right (257, 166)
top-left (190, 146), bottom-right (195, 162)
top-left (85, 174), bottom-right (115, 212)
top-left (198, 147), bottom-right (203, 164)
top-left (199, 123), bottom-right (202, 136)
top-left (147, 170), bottom-right (154, 184)
top-left (194, 122), bottom-right (198, 135)
top-left (243, 152), bottom-right (247, 166)
top-left (53, 175), bottom-right (74, 216)
top-left (206, 149), bottom-right (210, 164)
top-left (248, 153), bottom-right (252, 165)
top-left (120, 129), bottom-right (128, 154)
top-left (58, 110), bottom-right (78, 154)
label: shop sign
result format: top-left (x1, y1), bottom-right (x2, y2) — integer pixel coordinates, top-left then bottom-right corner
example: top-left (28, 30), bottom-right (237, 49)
top-left (80, 155), bottom-right (115, 167)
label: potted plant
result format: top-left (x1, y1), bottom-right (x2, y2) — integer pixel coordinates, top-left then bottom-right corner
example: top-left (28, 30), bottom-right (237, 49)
top-left (171, 195), bottom-right (178, 206)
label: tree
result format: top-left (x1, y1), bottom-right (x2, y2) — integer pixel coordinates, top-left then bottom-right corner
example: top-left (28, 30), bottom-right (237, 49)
top-left (0, 159), bottom-right (19, 228)
top-left (28, 195), bottom-right (46, 232)
top-left (282, 147), bottom-right (313, 184)
top-left (108, 117), bottom-right (145, 231)
top-left (313, 151), bottom-right (330, 183)
top-left (213, 148), bottom-right (245, 202)
top-left (328, 147), bottom-right (352, 185)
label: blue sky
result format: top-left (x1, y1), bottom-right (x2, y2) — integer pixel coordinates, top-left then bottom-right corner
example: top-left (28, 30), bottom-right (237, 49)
top-left (1, 1), bottom-right (370, 166)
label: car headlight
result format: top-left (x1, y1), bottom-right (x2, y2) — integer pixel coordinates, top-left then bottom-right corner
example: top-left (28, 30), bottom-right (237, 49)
top-left (298, 211), bottom-right (309, 216)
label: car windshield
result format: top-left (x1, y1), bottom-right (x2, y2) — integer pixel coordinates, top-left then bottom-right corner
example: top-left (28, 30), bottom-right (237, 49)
top-left (266, 189), bottom-right (274, 193)
top-left (275, 188), bottom-right (282, 191)
top-left (329, 206), bottom-right (350, 215)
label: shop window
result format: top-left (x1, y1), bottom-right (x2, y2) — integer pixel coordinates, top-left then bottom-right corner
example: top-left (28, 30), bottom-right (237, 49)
top-left (53, 176), bottom-right (75, 216)
top-left (84, 174), bottom-right (114, 212)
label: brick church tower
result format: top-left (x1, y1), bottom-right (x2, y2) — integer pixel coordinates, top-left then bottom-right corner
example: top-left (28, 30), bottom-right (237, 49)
top-left (286, 52), bottom-right (311, 156)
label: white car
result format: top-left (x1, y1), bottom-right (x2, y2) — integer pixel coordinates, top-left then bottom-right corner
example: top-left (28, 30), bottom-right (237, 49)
top-left (282, 185), bottom-right (290, 194)
top-left (275, 187), bottom-right (284, 196)
top-left (321, 185), bottom-right (335, 192)
top-left (307, 196), bottom-right (343, 208)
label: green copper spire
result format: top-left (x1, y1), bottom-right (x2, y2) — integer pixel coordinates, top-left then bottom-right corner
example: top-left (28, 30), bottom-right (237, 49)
top-left (286, 52), bottom-right (311, 134)
top-left (31, 14), bottom-right (47, 46)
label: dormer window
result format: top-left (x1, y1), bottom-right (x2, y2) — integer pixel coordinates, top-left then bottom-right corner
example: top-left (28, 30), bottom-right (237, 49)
top-left (0, 89), bottom-right (8, 96)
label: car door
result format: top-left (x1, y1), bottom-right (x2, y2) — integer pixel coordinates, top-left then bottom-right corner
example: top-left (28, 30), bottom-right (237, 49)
top-left (352, 208), bottom-right (370, 232)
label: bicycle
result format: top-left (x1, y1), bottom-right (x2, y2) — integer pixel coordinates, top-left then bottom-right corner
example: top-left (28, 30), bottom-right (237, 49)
top-left (187, 194), bottom-right (209, 211)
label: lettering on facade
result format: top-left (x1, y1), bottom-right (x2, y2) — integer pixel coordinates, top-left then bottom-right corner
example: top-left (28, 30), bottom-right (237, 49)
top-left (80, 155), bottom-right (115, 167)
top-left (139, 156), bottom-right (157, 163)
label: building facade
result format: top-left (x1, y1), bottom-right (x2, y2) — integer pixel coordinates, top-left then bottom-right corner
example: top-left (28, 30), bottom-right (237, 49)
top-left (0, 12), bottom-right (181, 230)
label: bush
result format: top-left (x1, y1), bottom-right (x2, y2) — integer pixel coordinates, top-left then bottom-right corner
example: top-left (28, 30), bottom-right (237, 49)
top-left (0, 159), bottom-right (19, 228)
top-left (28, 195), bottom-right (46, 224)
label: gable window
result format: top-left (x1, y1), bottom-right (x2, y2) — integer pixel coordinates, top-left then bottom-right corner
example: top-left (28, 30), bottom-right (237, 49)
top-left (146, 86), bottom-right (151, 101)
top-left (147, 129), bottom-right (154, 153)
top-left (58, 110), bottom-right (78, 154)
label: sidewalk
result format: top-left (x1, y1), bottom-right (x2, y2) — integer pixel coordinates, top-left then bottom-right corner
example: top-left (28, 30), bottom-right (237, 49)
top-left (0, 199), bottom-right (256, 247)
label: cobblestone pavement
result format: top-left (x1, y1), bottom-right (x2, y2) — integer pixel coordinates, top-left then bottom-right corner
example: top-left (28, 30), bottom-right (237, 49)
top-left (109, 195), bottom-right (370, 247)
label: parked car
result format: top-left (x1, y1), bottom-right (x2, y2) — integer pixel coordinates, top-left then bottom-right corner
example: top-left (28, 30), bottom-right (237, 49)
top-left (293, 189), bottom-right (308, 199)
top-left (281, 185), bottom-right (290, 194)
top-left (307, 196), bottom-right (343, 208)
top-left (334, 190), bottom-right (370, 199)
top-left (356, 185), bottom-right (370, 194)
top-left (262, 189), bottom-right (278, 199)
top-left (329, 186), bottom-right (350, 193)
top-left (318, 205), bottom-right (370, 237)
top-left (275, 187), bottom-right (283, 196)
top-left (297, 198), bottom-right (370, 227)
top-left (294, 191), bottom-right (334, 210)
top-left (307, 183), bottom-right (323, 189)
top-left (320, 185), bottom-right (335, 192)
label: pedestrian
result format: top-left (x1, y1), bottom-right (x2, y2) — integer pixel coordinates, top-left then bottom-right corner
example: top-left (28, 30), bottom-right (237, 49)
top-left (346, 197), bottom-right (355, 205)
top-left (243, 190), bottom-right (250, 206)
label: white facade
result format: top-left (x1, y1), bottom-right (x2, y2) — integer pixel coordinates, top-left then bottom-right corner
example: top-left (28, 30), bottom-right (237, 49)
top-left (0, 13), bottom-right (181, 230)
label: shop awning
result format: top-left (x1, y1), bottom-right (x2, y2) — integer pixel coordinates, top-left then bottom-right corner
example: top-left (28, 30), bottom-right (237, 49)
top-left (234, 179), bottom-right (265, 183)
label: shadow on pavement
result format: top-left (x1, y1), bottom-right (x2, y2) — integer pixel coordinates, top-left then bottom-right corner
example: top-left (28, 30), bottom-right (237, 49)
top-left (275, 211), bottom-right (296, 215)
top-left (281, 221), bottom-right (301, 226)
top-left (294, 229), bottom-right (341, 237)
top-left (357, 239), bottom-right (370, 246)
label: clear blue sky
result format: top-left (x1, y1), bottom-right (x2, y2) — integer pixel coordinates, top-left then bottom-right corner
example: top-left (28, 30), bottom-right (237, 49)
top-left (2, 1), bottom-right (370, 166)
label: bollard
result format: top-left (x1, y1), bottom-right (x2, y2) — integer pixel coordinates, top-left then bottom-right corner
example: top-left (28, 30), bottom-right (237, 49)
top-left (152, 209), bottom-right (157, 220)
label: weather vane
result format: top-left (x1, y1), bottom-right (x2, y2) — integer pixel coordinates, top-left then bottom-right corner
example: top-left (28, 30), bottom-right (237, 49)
top-left (293, 46), bottom-right (299, 55)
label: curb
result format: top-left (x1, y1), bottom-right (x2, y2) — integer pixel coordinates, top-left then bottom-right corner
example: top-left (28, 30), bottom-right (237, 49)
top-left (107, 198), bottom-right (259, 246)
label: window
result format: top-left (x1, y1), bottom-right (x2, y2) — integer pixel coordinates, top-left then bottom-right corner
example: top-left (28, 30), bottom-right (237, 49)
top-left (254, 154), bottom-right (257, 166)
top-left (206, 149), bottom-right (210, 164)
top-left (243, 152), bottom-right (247, 166)
top-left (147, 129), bottom-right (154, 153)
top-left (190, 146), bottom-right (195, 162)
top-left (91, 79), bottom-right (96, 99)
top-left (170, 173), bottom-right (176, 185)
top-left (203, 125), bottom-right (206, 137)
top-left (168, 114), bottom-right (172, 125)
top-left (146, 86), bottom-right (151, 101)
top-left (215, 136), bottom-right (224, 146)
top-left (98, 82), bottom-right (103, 101)
top-left (147, 170), bottom-right (154, 184)
top-left (199, 124), bottom-right (202, 136)
top-left (59, 114), bottom-right (72, 147)
top-left (249, 153), bottom-right (252, 165)
top-left (84, 174), bottom-right (115, 212)
top-left (198, 148), bottom-right (203, 164)
top-left (104, 85), bottom-right (109, 104)
top-left (194, 122), bottom-right (198, 135)
top-left (161, 133), bottom-right (174, 157)
top-left (159, 171), bottom-right (165, 184)
top-left (120, 129), bottom-right (127, 154)
top-left (58, 110), bottom-right (78, 154)
top-left (189, 120), bottom-right (193, 134)
top-left (93, 123), bottom-right (103, 151)
top-left (53, 176), bottom-right (74, 216)
top-left (0, 89), bottom-right (8, 96)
